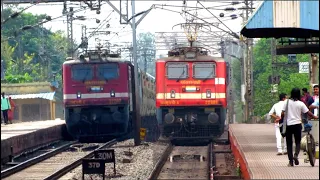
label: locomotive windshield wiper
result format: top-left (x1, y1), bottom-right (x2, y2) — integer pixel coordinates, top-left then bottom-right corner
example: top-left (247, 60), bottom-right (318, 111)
top-left (102, 76), bottom-right (109, 82)
top-left (176, 69), bottom-right (185, 82)
top-left (100, 72), bottom-right (108, 82)
top-left (82, 70), bottom-right (90, 83)
top-left (202, 71), bottom-right (214, 82)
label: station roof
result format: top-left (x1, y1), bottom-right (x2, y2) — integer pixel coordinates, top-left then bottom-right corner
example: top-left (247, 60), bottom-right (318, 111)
top-left (240, 1), bottom-right (319, 38)
top-left (1, 82), bottom-right (57, 100)
top-left (9, 92), bottom-right (56, 101)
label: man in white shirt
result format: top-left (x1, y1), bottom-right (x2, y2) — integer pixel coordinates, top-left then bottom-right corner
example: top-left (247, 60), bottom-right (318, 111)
top-left (269, 93), bottom-right (287, 155)
top-left (310, 98), bottom-right (319, 117)
top-left (281, 88), bottom-right (318, 167)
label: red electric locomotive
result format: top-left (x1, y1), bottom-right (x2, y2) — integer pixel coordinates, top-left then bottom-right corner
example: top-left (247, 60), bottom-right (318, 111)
top-left (156, 46), bottom-right (228, 140)
top-left (62, 50), bottom-right (156, 141)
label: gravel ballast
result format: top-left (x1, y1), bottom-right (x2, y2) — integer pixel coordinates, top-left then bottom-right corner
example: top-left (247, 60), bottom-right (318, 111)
top-left (59, 139), bottom-right (168, 180)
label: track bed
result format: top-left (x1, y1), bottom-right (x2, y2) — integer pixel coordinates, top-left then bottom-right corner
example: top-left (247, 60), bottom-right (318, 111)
top-left (156, 145), bottom-right (210, 180)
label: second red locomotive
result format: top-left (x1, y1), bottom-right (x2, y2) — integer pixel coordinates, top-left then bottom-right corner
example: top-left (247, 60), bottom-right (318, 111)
top-left (156, 47), bottom-right (228, 140)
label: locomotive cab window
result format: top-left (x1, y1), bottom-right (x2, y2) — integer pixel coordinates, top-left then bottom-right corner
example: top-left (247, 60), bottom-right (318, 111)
top-left (193, 63), bottom-right (216, 79)
top-left (166, 62), bottom-right (188, 79)
top-left (71, 64), bottom-right (93, 81)
top-left (97, 63), bottom-right (119, 80)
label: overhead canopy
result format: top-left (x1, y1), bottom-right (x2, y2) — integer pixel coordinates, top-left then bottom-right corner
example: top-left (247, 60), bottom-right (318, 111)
top-left (241, 1), bottom-right (319, 38)
top-left (9, 92), bottom-right (56, 101)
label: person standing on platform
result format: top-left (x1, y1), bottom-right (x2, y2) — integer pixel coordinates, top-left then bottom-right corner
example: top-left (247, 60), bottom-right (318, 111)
top-left (301, 88), bottom-right (312, 106)
top-left (309, 97), bottom-right (319, 117)
top-left (268, 93), bottom-right (287, 155)
top-left (1, 92), bottom-right (11, 125)
top-left (307, 85), bottom-right (319, 114)
top-left (281, 88), bottom-right (318, 167)
top-left (8, 97), bottom-right (15, 124)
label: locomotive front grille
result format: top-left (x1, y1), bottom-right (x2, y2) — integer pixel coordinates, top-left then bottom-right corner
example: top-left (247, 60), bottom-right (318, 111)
top-left (72, 123), bottom-right (127, 137)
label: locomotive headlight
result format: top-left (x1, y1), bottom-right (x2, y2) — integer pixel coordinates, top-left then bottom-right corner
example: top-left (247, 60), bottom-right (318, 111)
top-left (170, 90), bottom-right (175, 98)
top-left (206, 90), bottom-right (211, 98)
top-left (77, 92), bottom-right (81, 99)
top-left (110, 90), bottom-right (115, 97)
top-left (164, 113), bottom-right (175, 124)
top-left (208, 112), bottom-right (219, 124)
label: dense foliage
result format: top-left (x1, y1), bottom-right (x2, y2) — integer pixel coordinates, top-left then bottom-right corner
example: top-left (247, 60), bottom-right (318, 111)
top-left (231, 38), bottom-right (310, 122)
top-left (1, 8), bottom-right (69, 84)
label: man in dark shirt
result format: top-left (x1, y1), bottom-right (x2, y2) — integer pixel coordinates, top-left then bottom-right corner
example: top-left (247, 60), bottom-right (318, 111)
top-left (301, 88), bottom-right (312, 123)
top-left (301, 88), bottom-right (312, 106)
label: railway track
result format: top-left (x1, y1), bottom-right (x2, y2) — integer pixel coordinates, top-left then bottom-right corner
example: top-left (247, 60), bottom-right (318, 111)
top-left (149, 143), bottom-right (212, 180)
top-left (149, 128), bottom-right (241, 180)
top-left (1, 140), bottom-right (72, 171)
top-left (211, 143), bottom-right (240, 180)
top-left (1, 139), bottom-right (118, 180)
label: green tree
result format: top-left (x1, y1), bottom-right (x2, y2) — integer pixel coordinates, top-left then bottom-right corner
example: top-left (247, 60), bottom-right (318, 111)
top-left (1, 8), bottom-right (69, 84)
top-left (252, 38), bottom-right (310, 117)
top-left (1, 40), bottom-right (40, 83)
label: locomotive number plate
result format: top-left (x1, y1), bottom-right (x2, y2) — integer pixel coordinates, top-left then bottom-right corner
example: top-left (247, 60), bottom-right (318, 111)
top-left (160, 100), bottom-right (179, 105)
top-left (90, 86), bottom-right (101, 91)
top-left (204, 100), bottom-right (219, 105)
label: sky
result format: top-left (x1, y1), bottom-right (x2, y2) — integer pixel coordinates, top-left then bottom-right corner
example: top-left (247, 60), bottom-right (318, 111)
top-left (4, 0), bottom-right (261, 57)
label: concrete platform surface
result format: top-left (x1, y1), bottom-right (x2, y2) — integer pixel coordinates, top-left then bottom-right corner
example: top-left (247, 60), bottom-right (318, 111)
top-left (1, 120), bottom-right (66, 163)
top-left (229, 124), bottom-right (319, 180)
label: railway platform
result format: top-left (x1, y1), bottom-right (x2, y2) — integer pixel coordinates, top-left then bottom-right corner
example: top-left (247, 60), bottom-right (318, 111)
top-left (1, 120), bottom-right (66, 164)
top-left (229, 124), bottom-right (319, 180)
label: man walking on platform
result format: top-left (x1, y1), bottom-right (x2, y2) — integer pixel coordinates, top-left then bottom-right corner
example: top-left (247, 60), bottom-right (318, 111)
top-left (269, 93), bottom-right (287, 155)
top-left (1, 92), bottom-right (11, 125)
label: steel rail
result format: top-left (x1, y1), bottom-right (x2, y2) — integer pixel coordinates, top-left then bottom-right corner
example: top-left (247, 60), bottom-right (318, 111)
top-left (148, 144), bottom-right (173, 180)
top-left (208, 142), bottom-right (214, 180)
top-left (43, 138), bottom-right (118, 180)
top-left (1, 141), bottom-right (77, 179)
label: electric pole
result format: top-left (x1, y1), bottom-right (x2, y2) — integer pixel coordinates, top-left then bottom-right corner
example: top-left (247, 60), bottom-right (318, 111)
top-left (1, 0), bottom-right (3, 23)
top-left (63, 3), bottom-right (74, 58)
top-left (243, 0), bottom-right (254, 123)
top-left (80, 25), bottom-right (88, 52)
top-left (131, 0), bottom-right (141, 146)
top-left (270, 38), bottom-right (278, 104)
top-left (310, 53), bottom-right (319, 86)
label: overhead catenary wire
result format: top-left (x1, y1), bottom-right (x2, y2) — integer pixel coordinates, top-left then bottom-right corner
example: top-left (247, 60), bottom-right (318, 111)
top-left (73, 9), bottom-right (115, 54)
top-left (197, 1), bottom-right (237, 37)
top-left (2, 2), bottom-right (110, 41)
top-left (1, 3), bottom-right (38, 27)
top-left (154, 2), bottom-right (239, 12)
